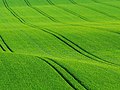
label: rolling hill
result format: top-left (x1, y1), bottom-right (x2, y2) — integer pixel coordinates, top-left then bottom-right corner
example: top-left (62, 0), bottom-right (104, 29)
top-left (0, 0), bottom-right (120, 90)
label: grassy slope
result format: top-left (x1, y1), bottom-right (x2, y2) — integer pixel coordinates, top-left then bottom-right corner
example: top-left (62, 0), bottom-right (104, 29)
top-left (0, 0), bottom-right (120, 90)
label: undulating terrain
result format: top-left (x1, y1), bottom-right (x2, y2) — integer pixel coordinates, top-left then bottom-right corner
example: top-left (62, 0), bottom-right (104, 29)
top-left (0, 0), bottom-right (120, 90)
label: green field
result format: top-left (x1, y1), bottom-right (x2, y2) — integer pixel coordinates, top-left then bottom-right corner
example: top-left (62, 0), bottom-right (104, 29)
top-left (0, 0), bottom-right (120, 90)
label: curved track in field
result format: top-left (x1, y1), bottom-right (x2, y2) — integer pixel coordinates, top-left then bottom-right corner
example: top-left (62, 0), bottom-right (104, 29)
top-left (0, 44), bottom-right (6, 51)
top-left (44, 57), bottom-right (90, 90)
top-left (38, 57), bottom-right (89, 90)
top-left (46, 0), bottom-right (91, 22)
top-left (25, 0), bottom-right (120, 35)
top-left (38, 57), bottom-right (78, 90)
top-left (2, 0), bottom-right (120, 67)
top-left (24, 0), bottom-right (59, 22)
top-left (68, 0), bottom-right (120, 20)
top-left (0, 35), bottom-right (13, 52)
top-left (91, 0), bottom-right (120, 9)
top-left (0, 0), bottom-right (120, 90)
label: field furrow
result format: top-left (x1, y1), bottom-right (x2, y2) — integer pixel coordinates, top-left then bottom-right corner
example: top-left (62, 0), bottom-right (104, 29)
top-left (24, 0), bottom-right (59, 23)
top-left (0, 44), bottom-right (6, 51)
top-left (46, 0), bottom-right (91, 22)
top-left (0, 35), bottom-right (13, 52)
top-left (0, 0), bottom-right (120, 90)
